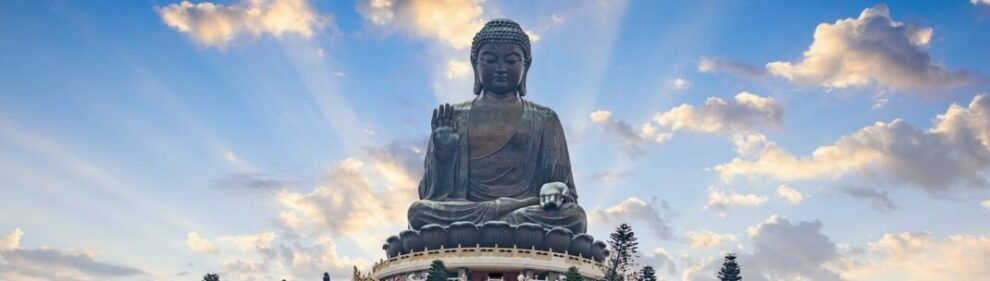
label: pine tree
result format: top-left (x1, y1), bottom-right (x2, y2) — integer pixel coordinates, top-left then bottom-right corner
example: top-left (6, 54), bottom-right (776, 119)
top-left (202, 273), bottom-right (220, 281)
top-left (717, 253), bottom-right (742, 281)
top-left (604, 223), bottom-right (639, 281)
top-left (427, 259), bottom-right (449, 281)
top-left (564, 266), bottom-right (583, 281)
top-left (636, 266), bottom-right (656, 281)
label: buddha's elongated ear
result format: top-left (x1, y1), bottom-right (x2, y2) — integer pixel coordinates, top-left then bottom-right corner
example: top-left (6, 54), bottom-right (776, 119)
top-left (473, 62), bottom-right (482, 95)
top-left (518, 65), bottom-right (529, 96)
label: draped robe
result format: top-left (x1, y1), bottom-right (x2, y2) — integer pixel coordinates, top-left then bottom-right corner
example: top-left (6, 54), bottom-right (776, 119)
top-left (407, 98), bottom-right (587, 233)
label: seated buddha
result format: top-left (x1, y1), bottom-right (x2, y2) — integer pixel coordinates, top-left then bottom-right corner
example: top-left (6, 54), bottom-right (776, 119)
top-left (407, 19), bottom-right (587, 234)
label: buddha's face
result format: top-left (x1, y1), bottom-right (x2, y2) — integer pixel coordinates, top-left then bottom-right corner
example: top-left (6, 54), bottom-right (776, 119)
top-left (475, 43), bottom-right (526, 96)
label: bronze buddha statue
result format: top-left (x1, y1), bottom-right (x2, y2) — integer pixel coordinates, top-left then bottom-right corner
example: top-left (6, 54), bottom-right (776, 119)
top-left (407, 19), bottom-right (587, 234)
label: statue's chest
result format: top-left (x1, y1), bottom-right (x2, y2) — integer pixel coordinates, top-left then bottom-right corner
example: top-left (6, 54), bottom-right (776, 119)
top-left (468, 106), bottom-right (526, 158)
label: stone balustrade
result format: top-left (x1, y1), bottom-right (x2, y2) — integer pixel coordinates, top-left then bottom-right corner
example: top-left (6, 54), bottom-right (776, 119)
top-left (381, 221), bottom-right (609, 262)
top-left (371, 244), bottom-right (606, 280)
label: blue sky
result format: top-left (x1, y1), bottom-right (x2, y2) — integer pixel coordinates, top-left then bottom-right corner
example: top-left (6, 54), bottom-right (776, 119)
top-left (1, 0), bottom-right (989, 280)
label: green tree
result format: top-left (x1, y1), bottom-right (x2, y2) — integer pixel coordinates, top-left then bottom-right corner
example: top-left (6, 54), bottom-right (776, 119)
top-left (636, 266), bottom-right (656, 281)
top-left (604, 223), bottom-right (639, 281)
top-left (202, 273), bottom-right (220, 281)
top-left (717, 253), bottom-right (742, 281)
top-left (427, 259), bottom-right (449, 281)
top-left (564, 266), bottom-right (583, 281)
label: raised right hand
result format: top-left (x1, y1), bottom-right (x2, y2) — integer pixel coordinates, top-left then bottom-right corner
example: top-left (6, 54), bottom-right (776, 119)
top-left (431, 103), bottom-right (459, 161)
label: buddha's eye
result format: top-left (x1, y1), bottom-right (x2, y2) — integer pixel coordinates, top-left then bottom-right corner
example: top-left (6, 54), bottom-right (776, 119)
top-left (481, 54), bottom-right (496, 64)
top-left (505, 54), bottom-right (521, 64)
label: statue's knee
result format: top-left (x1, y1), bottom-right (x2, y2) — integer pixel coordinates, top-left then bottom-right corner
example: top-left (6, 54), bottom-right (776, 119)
top-left (567, 203), bottom-right (587, 217)
top-left (408, 200), bottom-right (429, 215)
top-left (563, 203), bottom-right (588, 233)
top-left (409, 200), bottom-right (424, 209)
top-left (407, 200), bottom-right (431, 229)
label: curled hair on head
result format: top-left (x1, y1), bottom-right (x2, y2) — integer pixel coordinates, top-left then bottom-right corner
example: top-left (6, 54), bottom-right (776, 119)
top-left (470, 18), bottom-right (532, 96)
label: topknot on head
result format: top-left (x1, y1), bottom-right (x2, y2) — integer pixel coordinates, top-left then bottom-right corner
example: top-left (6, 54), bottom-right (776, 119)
top-left (470, 18), bottom-right (532, 66)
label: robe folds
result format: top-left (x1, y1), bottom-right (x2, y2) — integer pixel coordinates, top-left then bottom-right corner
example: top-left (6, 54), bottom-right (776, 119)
top-left (408, 97), bottom-right (587, 234)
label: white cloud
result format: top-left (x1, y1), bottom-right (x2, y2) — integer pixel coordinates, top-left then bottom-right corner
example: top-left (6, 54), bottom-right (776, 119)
top-left (840, 232), bottom-right (990, 281)
top-left (358, 0), bottom-right (394, 25)
top-left (698, 58), bottom-right (767, 78)
top-left (445, 59), bottom-right (472, 79)
top-left (654, 92), bottom-right (782, 134)
top-left (0, 228), bottom-right (22, 251)
top-left (186, 232), bottom-right (216, 254)
top-left (526, 30), bottom-right (541, 43)
top-left (705, 189), bottom-right (768, 211)
top-left (841, 186), bottom-right (898, 212)
top-left (590, 111), bottom-right (672, 156)
top-left (715, 94), bottom-right (990, 194)
top-left (766, 4), bottom-right (968, 90)
top-left (590, 92), bottom-right (784, 157)
top-left (680, 219), bottom-right (990, 281)
top-left (211, 172), bottom-right (293, 190)
top-left (728, 133), bottom-right (769, 155)
top-left (670, 78), bottom-right (689, 90)
top-left (0, 229), bottom-right (146, 280)
top-left (681, 256), bottom-right (719, 281)
top-left (275, 237), bottom-right (369, 280)
top-left (591, 197), bottom-right (673, 239)
top-left (274, 158), bottom-right (412, 244)
top-left (683, 216), bottom-right (846, 281)
top-left (639, 247), bottom-right (677, 275)
top-left (274, 140), bottom-right (422, 250)
top-left (182, 230), bottom-right (369, 280)
top-left (216, 232), bottom-right (276, 252)
top-left (975, 0), bottom-right (990, 6)
top-left (221, 259), bottom-right (266, 277)
top-left (222, 148), bottom-right (241, 166)
top-left (684, 231), bottom-right (738, 249)
top-left (357, 0), bottom-right (485, 49)
top-left (742, 215), bottom-right (843, 281)
top-left (651, 128), bottom-right (673, 143)
top-left (219, 234), bottom-right (368, 281)
top-left (698, 59), bottom-right (714, 72)
top-left (158, 0), bottom-right (323, 48)
top-left (869, 232), bottom-right (932, 260)
top-left (590, 110), bottom-right (613, 122)
top-left (775, 185), bottom-right (804, 205)
top-left (982, 199), bottom-right (990, 210)
top-left (356, 0), bottom-right (489, 102)
top-left (589, 169), bottom-right (632, 182)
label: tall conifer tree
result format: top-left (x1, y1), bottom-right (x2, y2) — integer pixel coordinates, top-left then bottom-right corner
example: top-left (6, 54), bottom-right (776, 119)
top-left (717, 253), bottom-right (742, 281)
top-left (564, 266), bottom-right (583, 281)
top-left (427, 260), bottom-right (449, 281)
top-left (605, 223), bottom-right (639, 281)
top-left (636, 266), bottom-right (656, 281)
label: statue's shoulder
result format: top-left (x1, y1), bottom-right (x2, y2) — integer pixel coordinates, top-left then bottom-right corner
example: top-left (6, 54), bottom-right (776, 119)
top-left (522, 99), bottom-right (560, 121)
top-left (452, 100), bottom-right (474, 112)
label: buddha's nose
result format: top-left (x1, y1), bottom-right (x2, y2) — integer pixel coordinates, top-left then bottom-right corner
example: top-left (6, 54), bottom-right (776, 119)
top-left (495, 62), bottom-right (507, 73)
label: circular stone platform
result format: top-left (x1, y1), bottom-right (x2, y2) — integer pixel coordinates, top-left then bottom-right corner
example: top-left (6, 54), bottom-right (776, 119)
top-left (371, 245), bottom-right (605, 281)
